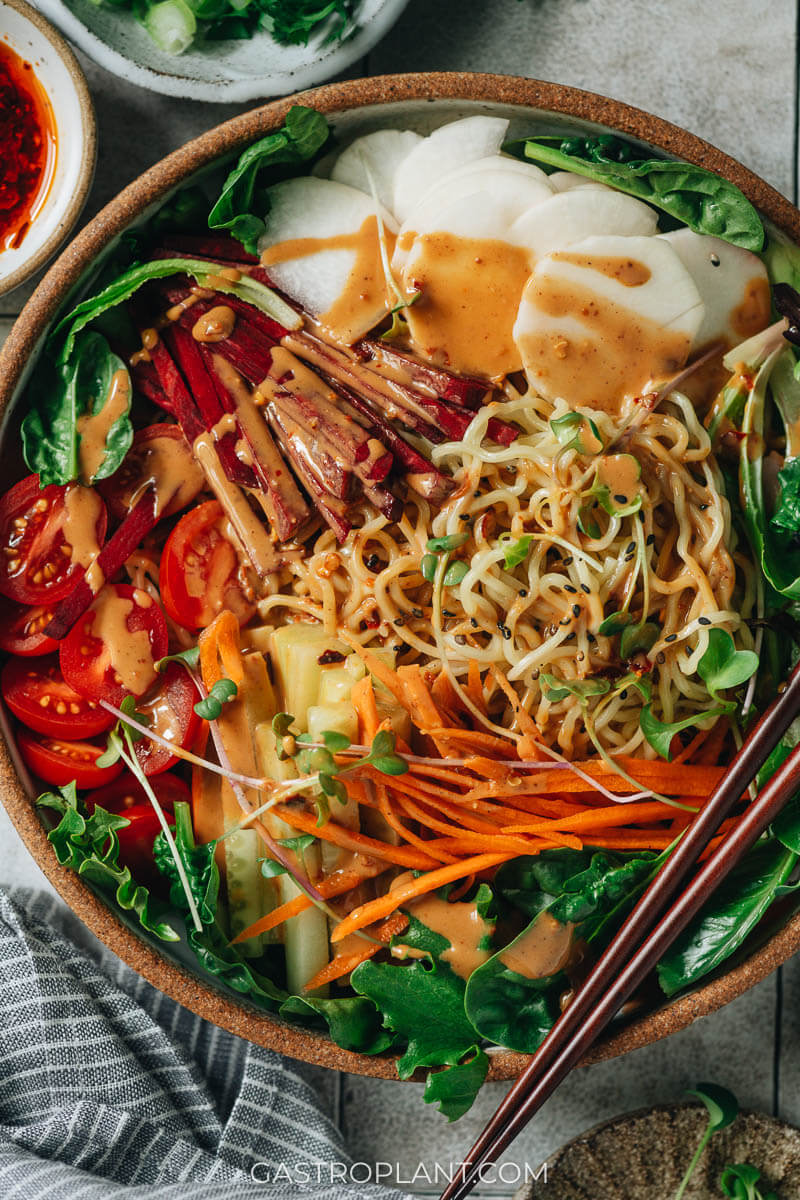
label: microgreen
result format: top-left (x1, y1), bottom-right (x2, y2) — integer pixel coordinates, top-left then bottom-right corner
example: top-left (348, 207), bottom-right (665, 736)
top-left (427, 532), bottom-right (470, 553)
top-left (540, 674), bottom-right (611, 703)
top-left (443, 560), bottom-right (469, 587)
top-left (697, 628), bottom-right (759, 699)
top-left (421, 553), bottom-right (438, 582)
top-left (598, 611), bottom-right (634, 636)
top-left (499, 532), bottom-right (533, 570)
top-left (720, 1163), bottom-right (777, 1199)
top-left (277, 725), bottom-right (408, 826)
top-left (381, 289), bottom-right (422, 342)
top-left (577, 505), bottom-right (602, 539)
top-left (260, 833), bottom-right (318, 877)
top-left (620, 620), bottom-right (659, 658)
top-left (156, 645), bottom-right (201, 672)
top-left (549, 411), bottom-right (603, 455)
top-left (640, 703), bottom-right (729, 761)
top-left (194, 677), bottom-right (238, 720)
top-left (423, 532), bottom-right (470, 588)
top-left (673, 1083), bottom-right (739, 1200)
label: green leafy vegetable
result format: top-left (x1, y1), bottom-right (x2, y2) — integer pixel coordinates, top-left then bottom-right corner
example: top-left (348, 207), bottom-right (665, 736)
top-left (427, 532), bottom-right (470, 553)
top-left (208, 107), bottom-right (330, 255)
top-left (720, 1162), bottom-right (777, 1199)
top-left (640, 703), bottom-right (727, 760)
top-left (499, 532), bottom-right (533, 569)
top-left (674, 1083), bottom-right (739, 1200)
top-left (443, 560), bottom-right (469, 587)
top-left (156, 646), bottom-right (201, 672)
top-left (193, 677), bottom-right (239, 720)
top-left (37, 783), bottom-right (178, 942)
top-left (521, 134), bottom-right (764, 251)
top-left (21, 330), bottom-right (133, 488)
top-left (770, 456), bottom-right (800, 535)
top-left (697, 629), bottom-right (759, 698)
top-left (541, 674), bottom-right (611, 703)
top-left (598, 611), bottom-right (634, 636)
top-left (549, 411), bottom-right (603, 454)
top-left (261, 0), bottom-right (355, 45)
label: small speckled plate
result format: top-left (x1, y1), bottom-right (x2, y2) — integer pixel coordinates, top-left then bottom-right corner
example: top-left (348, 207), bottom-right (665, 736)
top-left (2, 73), bottom-right (800, 1081)
top-left (32, 0), bottom-right (410, 102)
top-left (0, 0), bottom-right (96, 295)
top-left (518, 1104), bottom-right (800, 1199)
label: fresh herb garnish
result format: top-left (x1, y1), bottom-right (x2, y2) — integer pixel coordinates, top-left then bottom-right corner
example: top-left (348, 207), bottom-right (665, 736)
top-left (720, 1163), bottom-right (778, 1199)
top-left (156, 645), bottom-right (201, 672)
top-left (673, 1084), bottom-right (739, 1200)
top-left (549, 411), bottom-right (603, 455)
top-left (193, 677), bottom-right (239, 720)
top-left (499, 532), bottom-right (533, 569)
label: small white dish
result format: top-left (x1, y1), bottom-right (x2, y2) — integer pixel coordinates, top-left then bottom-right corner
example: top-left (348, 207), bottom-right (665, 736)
top-left (31, 0), bottom-right (410, 102)
top-left (0, 0), bottom-right (96, 296)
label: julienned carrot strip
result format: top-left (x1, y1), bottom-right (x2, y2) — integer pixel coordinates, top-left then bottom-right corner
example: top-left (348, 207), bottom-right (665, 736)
top-left (199, 610), bottom-right (244, 688)
top-left (671, 727), bottom-right (709, 764)
top-left (340, 633), bottom-right (409, 709)
top-left (331, 852), bottom-right (514, 942)
top-left (426, 726), bottom-right (515, 756)
top-left (398, 664), bottom-right (445, 730)
top-left (579, 832), bottom-right (677, 850)
top-left (465, 759), bottom-right (724, 800)
top-left (501, 799), bottom-right (699, 835)
top-left (270, 803), bottom-right (440, 870)
top-left (232, 893), bottom-right (309, 942)
top-left (390, 789), bottom-right (539, 852)
top-left (490, 665), bottom-right (541, 741)
top-left (698, 718), bottom-right (730, 765)
top-left (352, 675), bottom-right (379, 742)
top-left (466, 660), bottom-right (485, 715)
top-left (369, 781), bottom-right (458, 864)
top-left (301, 912), bottom-right (410, 991)
top-left (431, 671), bottom-right (467, 726)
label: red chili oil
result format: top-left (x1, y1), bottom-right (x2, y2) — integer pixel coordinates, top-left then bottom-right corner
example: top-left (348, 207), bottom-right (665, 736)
top-left (0, 41), bottom-right (57, 253)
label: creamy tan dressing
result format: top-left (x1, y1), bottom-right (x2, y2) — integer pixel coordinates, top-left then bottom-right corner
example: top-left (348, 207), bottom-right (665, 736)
top-left (399, 231), bottom-right (531, 379)
top-left (553, 251), bottom-right (652, 287)
top-left (139, 688), bottom-right (183, 744)
top-left (595, 453), bottom-right (641, 505)
top-left (517, 273), bottom-right (691, 414)
top-left (731, 276), bottom-right (771, 339)
top-left (61, 485), bottom-right (104, 571)
top-left (210, 412), bottom-right (238, 439)
top-left (166, 294), bottom-right (201, 323)
top-left (76, 369), bottom-right (131, 484)
top-left (391, 893), bottom-right (495, 980)
top-left (261, 216), bottom-right (390, 346)
top-left (192, 305), bottom-right (236, 344)
top-left (192, 431), bottom-right (278, 578)
top-left (126, 433), bottom-right (205, 518)
top-left (203, 267), bottom-right (242, 288)
top-left (499, 912), bottom-right (574, 979)
top-left (88, 588), bottom-right (157, 696)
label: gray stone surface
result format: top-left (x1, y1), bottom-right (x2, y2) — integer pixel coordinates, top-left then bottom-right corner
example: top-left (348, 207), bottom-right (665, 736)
top-left (0, 0), bottom-right (797, 1188)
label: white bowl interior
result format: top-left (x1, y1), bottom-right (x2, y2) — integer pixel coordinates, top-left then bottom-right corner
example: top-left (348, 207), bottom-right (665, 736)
top-left (0, 0), bottom-right (93, 289)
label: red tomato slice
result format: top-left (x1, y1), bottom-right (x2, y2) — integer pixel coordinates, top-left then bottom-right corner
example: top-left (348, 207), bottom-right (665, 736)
top-left (160, 499), bottom-right (256, 631)
top-left (132, 663), bottom-right (201, 776)
top-left (0, 597), bottom-right (59, 656)
top-left (86, 772), bottom-right (191, 884)
top-left (86, 770), bottom-right (190, 815)
top-left (60, 583), bottom-right (169, 706)
top-left (97, 423), bottom-right (205, 522)
top-left (0, 475), bottom-right (107, 605)
top-left (1, 655), bottom-right (114, 737)
top-left (17, 726), bottom-right (124, 789)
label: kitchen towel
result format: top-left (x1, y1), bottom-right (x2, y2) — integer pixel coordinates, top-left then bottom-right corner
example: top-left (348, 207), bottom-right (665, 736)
top-left (0, 886), bottom-right (408, 1200)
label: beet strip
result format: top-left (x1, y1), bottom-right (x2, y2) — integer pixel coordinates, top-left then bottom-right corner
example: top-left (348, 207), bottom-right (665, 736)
top-left (267, 407), bottom-right (352, 541)
top-left (45, 493), bottom-right (159, 641)
top-left (154, 234), bottom-right (259, 264)
top-left (358, 340), bottom-right (490, 410)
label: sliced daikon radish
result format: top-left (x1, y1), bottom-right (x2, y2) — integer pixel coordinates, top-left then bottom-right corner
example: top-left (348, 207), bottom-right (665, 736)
top-left (258, 177), bottom-right (397, 344)
top-left (393, 116), bottom-right (509, 224)
top-left (510, 189), bottom-right (658, 260)
top-left (405, 152), bottom-right (553, 214)
top-left (330, 129), bottom-right (422, 217)
top-left (548, 170), bottom-right (614, 193)
top-left (513, 234), bottom-right (705, 413)
top-left (402, 158), bottom-right (553, 238)
top-left (659, 228), bottom-right (771, 350)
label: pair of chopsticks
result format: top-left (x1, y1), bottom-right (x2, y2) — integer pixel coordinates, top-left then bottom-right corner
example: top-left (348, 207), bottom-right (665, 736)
top-left (441, 661), bottom-right (800, 1200)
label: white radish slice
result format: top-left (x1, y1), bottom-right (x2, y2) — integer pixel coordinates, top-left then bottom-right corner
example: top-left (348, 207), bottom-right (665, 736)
top-left (330, 129), bottom-right (422, 217)
top-left (392, 116), bottom-right (509, 224)
top-left (405, 152), bottom-right (553, 214)
top-left (547, 170), bottom-right (614, 193)
top-left (658, 228), bottom-right (771, 350)
top-left (513, 234), bottom-right (705, 413)
top-left (402, 157), bottom-right (553, 237)
top-left (510, 189), bottom-right (658, 260)
top-left (258, 177), bottom-right (397, 344)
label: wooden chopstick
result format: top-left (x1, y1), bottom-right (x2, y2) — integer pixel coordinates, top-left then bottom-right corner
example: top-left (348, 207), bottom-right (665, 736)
top-left (441, 662), bottom-right (800, 1200)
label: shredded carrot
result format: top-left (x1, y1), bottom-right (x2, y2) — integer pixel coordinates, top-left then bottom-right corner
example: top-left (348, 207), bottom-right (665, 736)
top-left (501, 798), bottom-right (699, 835)
top-left (466, 660), bottom-right (485, 715)
top-left (231, 893), bottom-right (309, 941)
top-left (331, 852), bottom-right (514, 942)
top-left (270, 803), bottom-right (441, 870)
top-left (340, 632), bottom-right (409, 708)
top-left (490, 665), bottom-right (540, 742)
top-left (368, 780), bottom-right (458, 864)
top-left (199, 610), bottom-right (244, 689)
top-left (301, 912), bottom-right (410, 992)
top-left (352, 674), bottom-right (379, 742)
top-left (697, 717), bottom-right (730, 765)
top-left (398, 664), bottom-right (446, 730)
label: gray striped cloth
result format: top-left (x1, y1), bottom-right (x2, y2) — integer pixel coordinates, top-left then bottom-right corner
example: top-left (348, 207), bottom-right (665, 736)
top-left (0, 887), bottom-right (409, 1200)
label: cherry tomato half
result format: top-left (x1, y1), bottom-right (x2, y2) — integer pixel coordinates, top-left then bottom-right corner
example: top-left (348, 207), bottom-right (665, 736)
top-left (97, 423), bottom-right (205, 522)
top-left (86, 772), bottom-right (191, 885)
top-left (132, 663), bottom-right (201, 776)
top-left (1, 655), bottom-right (114, 737)
top-left (160, 499), bottom-right (256, 631)
top-left (60, 583), bottom-right (169, 706)
top-left (0, 596), bottom-right (59, 656)
top-left (0, 475), bottom-right (107, 605)
top-left (17, 726), bottom-right (124, 789)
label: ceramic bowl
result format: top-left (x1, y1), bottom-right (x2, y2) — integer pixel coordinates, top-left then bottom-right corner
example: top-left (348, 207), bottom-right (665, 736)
top-left (1, 72), bottom-right (800, 1082)
top-left (521, 1104), bottom-right (800, 1198)
top-left (0, 0), bottom-right (95, 296)
top-left (32, 0), bottom-right (410, 102)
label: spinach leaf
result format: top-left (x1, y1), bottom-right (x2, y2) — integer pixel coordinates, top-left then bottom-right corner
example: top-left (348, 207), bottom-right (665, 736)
top-left (771, 456), bottom-right (800, 534)
top-left (280, 994), bottom-right (393, 1055)
top-left (657, 839), bottom-right (798, 996)
top-left (423, 1051), bottom-right (491, 1123)
top-left (208, 106), bottom-right (330, 255)
top-left (520, 134), bottom-right (764, 251)
top-left (21, 331), bottom-right (133, 487)
top-left (37, 783), bottom-right (178, 942)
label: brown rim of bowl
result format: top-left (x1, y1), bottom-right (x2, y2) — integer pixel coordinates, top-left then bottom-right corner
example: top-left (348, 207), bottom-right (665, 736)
top-left (1, 71), bottom-right (799, 1082)
top-left (0, 0), bottom-right (97, 296)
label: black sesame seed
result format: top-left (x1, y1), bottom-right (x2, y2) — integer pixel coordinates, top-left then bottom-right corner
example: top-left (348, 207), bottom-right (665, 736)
top-left (562, 556), bottom-right (573, 566)
top-left (443, 609), bottom-right (455, 618)
top-left (581, 584), bottom-right (591, 594)
top-left (698, 616), bottom-right (711, 626)
top-left (588, 633), bottom-right (597, 643)
top-left (626, 541), bottom-right (635, 554)
top-left (699, 504), bottom-right (709, 512)
top-left (665, 634), bottom-right (677, 643)
top-left (412, 608), bottom-right (424, 619)
top-left (470, 617), bottom-right (478, 628)
top-left (565, 632), bottom-right (575, 642)
top-left (393, 616), bottom-right (405, 627)
top-left (519, 588), bottom-right (528, 598)
top-left (572, 604), bottom-right (581, 617)
top-left (474, 490), bottom-right (481, 498)
top-left (656, 652), bottom-right (666, 665)
top-left (620, 689), bottom-right (628, 700)
top-left (646, 534), bottom-right (655, 546)
top-left (560, 617), bottom-right (571, 626)
top-left (637, 510), bottom-right (645, 523)
top-left (564, 584), bottom-right (577, 594)
top-left (614, 493), bottom-right (628, 504)
top-left (459, 513), bottom-right (471, 521)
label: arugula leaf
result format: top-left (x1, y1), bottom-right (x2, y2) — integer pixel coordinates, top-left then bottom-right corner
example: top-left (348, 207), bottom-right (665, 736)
top-left (657, 840), bottom-right (798, 995)
top-left (37, 783), bottom-right (178, 942)
top-left (697, 629), bottom-right (759, 698)
top-left (520, 134), bottom-right (764, 251)
top-left (21, 331), bottom-right (133, 487)
top-left (208, 106), bottom-right (330, 254)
